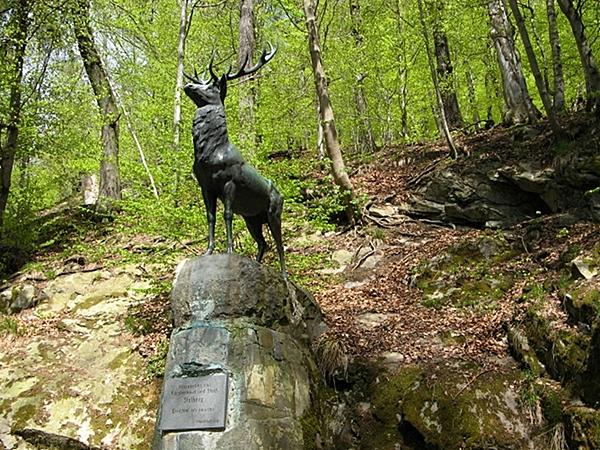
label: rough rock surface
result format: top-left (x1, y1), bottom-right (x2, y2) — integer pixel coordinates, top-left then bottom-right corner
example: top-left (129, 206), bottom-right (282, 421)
top-left (402, 154), bottom-right (600, 226)
top-left (153, 254), bottom-right (327, 450)
top-left (0, 267), bottom-right (159, 449)
top-left (354, 361), bottom-right (542, 449)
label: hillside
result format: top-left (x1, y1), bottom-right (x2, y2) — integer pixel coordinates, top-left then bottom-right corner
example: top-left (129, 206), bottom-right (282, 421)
top-left (1, 113), bottom-right (600, 448)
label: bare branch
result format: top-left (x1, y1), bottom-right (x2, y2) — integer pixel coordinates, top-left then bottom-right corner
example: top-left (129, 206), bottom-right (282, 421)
top-left (275, 0), bottom-right (305, 33)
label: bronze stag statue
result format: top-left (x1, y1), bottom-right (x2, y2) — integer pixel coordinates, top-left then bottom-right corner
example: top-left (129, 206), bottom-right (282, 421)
top-left (183, 46), bottom-right (287, 278)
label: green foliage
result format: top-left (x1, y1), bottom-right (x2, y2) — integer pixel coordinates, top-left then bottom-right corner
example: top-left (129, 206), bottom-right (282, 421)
top-left (0, 315), bottom-right (23, 336)
top-left (518, 370), bottom-right (540, 407)
top-left (146, 337), bottom-right (169, 380)
top-left (0, 0), bottom-right (599, 276)
top-left (522, 282), bottom-right (547, 303)
top-left (124, 314), bottom-right (152, 336)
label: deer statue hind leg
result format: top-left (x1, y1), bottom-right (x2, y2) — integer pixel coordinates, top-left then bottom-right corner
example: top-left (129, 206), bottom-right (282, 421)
top-left (267, 186), bottom-right (287, 279)
top-left (243, 215), bottom-right (268, 262)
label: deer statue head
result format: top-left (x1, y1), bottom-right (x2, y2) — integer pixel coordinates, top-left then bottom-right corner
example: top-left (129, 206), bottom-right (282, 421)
top-left (183, 44), bottom-right (277, 108)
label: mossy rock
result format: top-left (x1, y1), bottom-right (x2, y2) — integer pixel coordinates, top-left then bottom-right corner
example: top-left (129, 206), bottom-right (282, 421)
top-left (581, 326), bottom-right (600, 408)
top-left (523, 308), bottom-right (589, 383)
top-left (364, 362), bottom-right (537, 449)
top-left (564, 283), bottom-right (600, 326)
top-left (0, 267), bottom-right (161, 449)
top-left (564, 406), bottom-right (600, 449)
top-left (415, 234), bottom-right (518, 310)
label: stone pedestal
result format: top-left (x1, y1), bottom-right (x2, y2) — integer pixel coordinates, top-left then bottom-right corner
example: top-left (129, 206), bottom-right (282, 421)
top-left (153, 254), bottom-right (326, 449)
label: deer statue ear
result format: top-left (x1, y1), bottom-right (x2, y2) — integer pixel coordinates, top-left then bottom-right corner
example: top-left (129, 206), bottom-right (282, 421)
top-left (219, 75), bottom-right (227, 103)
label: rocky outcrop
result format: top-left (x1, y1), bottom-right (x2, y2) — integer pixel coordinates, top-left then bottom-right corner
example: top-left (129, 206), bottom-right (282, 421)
top-left (153, 254), bottom-right (328, 450)
top-left (0, 266), bottom-right (160, 449)
top-left (402, 153), bottom-right (600, 227)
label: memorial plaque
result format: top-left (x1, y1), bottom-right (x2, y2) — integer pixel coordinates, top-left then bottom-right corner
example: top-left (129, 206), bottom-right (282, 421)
top-left (159, 373), bottom-right (228, 431)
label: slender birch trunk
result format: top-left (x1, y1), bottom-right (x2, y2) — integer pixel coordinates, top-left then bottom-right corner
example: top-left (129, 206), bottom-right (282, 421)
top-left (546, 0), bottom-right (565, 112)
top-left (302, 0), bottom-right (354, 205)
top-left (173, 0), bottom-right (189, 154)
top-left (556, 0), bottom-right (600, 110)
top-left (394, 0), bottom-right (410, 139)
top-left (507, 0), bottom-right (562, 134)
top-left (466, 69), bottom-right (481, 131)
top-left (349, 0), bottom-right (375, 152)
top-left (110, 83), bottom-right (159, 199)
top-left (237, 0), bottom-right (256, 150)
top-left (417, 0), bottom-right (459, 159)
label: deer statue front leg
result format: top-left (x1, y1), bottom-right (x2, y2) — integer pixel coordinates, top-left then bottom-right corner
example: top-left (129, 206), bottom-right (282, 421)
top-left (202, 190), bottom-right (217, 255)
top-left (223, 181), bottom-right (236, 253)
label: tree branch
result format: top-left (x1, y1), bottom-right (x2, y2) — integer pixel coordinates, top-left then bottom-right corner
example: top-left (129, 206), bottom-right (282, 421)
top-left (275, 0), bottom-right (305, 33)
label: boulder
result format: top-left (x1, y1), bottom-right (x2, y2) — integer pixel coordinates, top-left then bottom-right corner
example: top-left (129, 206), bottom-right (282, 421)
top-left (0, 284), bottom-right (42, 314)
top-left (10, 284), bottom-right (37, 313)
top-left (571, 257), bottom-right (597, 280)
top-left (360, 362), bottom-right (539, 449)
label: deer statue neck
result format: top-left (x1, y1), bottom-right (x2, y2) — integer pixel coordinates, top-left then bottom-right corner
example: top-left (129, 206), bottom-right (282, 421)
top-left (192, 104), bottom-right (229, 156)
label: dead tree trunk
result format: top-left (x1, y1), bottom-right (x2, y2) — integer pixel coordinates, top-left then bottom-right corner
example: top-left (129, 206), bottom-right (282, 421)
top-left (417, 0), bottom-right (459, 159)
top-left (507, 0), bottom-right (562, 134)
top-left (434, 29), bottom-right (463, 129)
top-left (556, 0), bottom-right (600, 110)
top-left (487, 0), bottom-right (540, 124)
top-left (0, 0), bottom-right (30, 230)
top-left (546, 0), bottom-right (565, 112)
top-left (72, 0), bottom-right (121, 201)
top-left (302, 0), bottom-right (354, 206)
top-left (237, 0), bottom-right (256, 150)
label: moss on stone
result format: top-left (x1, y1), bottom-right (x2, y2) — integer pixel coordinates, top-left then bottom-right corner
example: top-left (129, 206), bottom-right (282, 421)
top-left (564, 406), bottom-right (600, 449)
top-left (415, 235), bottom-right (518, 310)
top-left (365, 363), bottom-right (537, 449)
top-left (300, 410), bottom-right (320, 450)
top-left (523, 307), bottom-right (589, 383)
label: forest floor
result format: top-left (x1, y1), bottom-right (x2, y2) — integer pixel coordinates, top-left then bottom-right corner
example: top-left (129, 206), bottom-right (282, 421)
top-left (299, 116), bottom-right (600, 371)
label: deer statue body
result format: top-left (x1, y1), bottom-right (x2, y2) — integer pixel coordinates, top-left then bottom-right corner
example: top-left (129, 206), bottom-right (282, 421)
top-left (183, 46), bottom-right (287, 278)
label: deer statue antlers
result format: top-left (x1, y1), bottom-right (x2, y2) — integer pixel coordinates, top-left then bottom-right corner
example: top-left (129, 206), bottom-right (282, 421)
top-left (184, 43), bottom-right (277, 87)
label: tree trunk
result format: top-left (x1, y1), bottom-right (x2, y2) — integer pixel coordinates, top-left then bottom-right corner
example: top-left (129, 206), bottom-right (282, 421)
top-left (417, 0), bottom-right (459, 159)
top-left (466, 69), bottom-right (481, 131)
top-left (173, 0), bottom-right (188, 154)
top-left (487, 0), bottom-right (540, 124)
top-left (507, 0), bottom-right (562, 134)
top-left (172, 0), bottom-right (189, 203)
top-left (434, 29), bottom-right (463, 129)
top-left (237, 0), bottom-right (256, 149)
top-left (316, 102), bottom-right (325, 160)
top-left (349, 0), bottom-right (375, 152)
top-left (394, 1), bottom-right (409, 139)
top-left (72, 0), bottom-right (121, 201)
top-left (546, 0), bottom-right (565, 112)
top-left (556, 0), bottom-right (600, 110)
top-left (302, 0), bottom-right (354, 202)
top-left (0, 0), bottom-right (30, 230)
